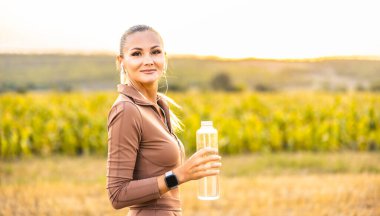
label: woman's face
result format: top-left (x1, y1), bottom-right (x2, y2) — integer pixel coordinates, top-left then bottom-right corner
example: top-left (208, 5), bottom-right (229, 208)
top-left (120, 30), bottom-right (165, 85)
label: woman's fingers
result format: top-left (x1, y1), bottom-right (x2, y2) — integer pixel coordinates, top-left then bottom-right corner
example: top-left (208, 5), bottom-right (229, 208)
top-left (178, 148), bottom-right (222, 183)
top-left (191, 162), bottom-right (222, 174)
top-left (189, 147), bottom-right (219, 160)
top-left (193, 169), bottom-right (220, 179)
top-left (200, 147), bottom-right (219, 156)
top-left (193, 154), bottom-right (221, 167)
top-left (191, 148), bottom-right (220, 167)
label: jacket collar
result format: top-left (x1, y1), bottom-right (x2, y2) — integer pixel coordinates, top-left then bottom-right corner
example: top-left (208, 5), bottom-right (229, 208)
top-left (117, 84), bottom-right (153, 106)
top-left (117, 84), bottom-right (173, 133)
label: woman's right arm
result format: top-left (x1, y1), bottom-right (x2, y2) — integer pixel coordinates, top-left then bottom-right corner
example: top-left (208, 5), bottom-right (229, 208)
top-left (107, 102), bottom-right (161, 209)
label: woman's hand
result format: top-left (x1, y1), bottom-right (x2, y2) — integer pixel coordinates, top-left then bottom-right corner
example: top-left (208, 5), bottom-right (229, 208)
top-left (173, 147), bottom-right (222, 185)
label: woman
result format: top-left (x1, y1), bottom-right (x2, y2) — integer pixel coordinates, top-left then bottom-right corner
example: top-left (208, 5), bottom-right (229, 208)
top-left (106, 25), bottom-right (222, 216)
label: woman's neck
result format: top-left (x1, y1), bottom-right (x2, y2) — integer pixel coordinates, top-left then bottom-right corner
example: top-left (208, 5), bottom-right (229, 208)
top-left (128, 81), bottom-right (158, 104)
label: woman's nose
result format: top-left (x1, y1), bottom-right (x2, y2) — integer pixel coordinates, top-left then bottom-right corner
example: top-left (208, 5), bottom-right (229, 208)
top-left (143, 54), bottom-right (154, 65)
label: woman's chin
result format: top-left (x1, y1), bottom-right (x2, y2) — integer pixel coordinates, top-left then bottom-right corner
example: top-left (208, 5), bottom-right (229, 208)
top-left (135, 78), bottom-right (159, 85)
top-left (139, 74), bottom-right (161, 84)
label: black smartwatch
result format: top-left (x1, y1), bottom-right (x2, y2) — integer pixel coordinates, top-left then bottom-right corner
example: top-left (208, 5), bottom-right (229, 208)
top-left (164, 171), bottom-right (179, 189)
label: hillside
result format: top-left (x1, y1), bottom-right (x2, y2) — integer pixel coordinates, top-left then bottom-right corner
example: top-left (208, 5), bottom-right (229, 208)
top-left (1, 54), bottom-right (380, 92)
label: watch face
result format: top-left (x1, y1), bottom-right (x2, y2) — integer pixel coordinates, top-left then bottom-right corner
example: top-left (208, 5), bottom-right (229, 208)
top-left (166, 174), bottom-right (179, 188)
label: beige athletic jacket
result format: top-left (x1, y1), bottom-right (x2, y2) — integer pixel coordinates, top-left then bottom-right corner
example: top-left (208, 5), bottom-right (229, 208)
top-left (106, 84), bottom-right (184, 212)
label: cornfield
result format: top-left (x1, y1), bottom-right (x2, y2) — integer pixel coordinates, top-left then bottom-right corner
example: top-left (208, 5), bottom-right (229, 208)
top-left (1, 91), bottom-right (380, 158)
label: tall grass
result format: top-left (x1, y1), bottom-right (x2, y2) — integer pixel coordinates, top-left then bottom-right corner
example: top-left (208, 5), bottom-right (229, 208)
top-left (1, 91), bottom-right (380, 158)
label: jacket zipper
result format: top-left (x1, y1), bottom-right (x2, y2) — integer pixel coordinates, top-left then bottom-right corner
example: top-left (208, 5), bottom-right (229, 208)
top-left (159, 107), bottom-right (184, 165)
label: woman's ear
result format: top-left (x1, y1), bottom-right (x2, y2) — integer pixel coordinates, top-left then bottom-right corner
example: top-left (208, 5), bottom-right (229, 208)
top-left (116, 55), bottom-right (123, 70)
top-left (115, 56), bottom-right (120, 70)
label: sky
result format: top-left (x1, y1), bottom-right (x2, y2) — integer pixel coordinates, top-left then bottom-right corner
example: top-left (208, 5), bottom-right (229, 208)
top-left (0, 0), bottom-right (379, 59)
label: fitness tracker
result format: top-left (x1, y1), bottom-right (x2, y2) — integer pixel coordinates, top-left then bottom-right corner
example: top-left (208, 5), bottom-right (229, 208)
top-left (164, 170), bottom-right (179, 189)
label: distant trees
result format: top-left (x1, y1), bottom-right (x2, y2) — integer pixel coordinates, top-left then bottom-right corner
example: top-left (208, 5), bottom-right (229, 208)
top-left (254, 83), bottom-right (276, 92)
top-left (0, 82), bottom-right (73, 93)
top-left (370, 82), bottom-right (380, 91)
top-left (210, 72), bottom-right (239, 91)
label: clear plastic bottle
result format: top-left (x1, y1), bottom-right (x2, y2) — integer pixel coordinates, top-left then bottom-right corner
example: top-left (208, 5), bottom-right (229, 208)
top-left (196, 121), bottom-right (219, 200)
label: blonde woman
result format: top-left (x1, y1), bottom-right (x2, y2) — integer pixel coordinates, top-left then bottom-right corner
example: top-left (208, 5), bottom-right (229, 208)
top-left (106, 25), bottom-right (222, 216)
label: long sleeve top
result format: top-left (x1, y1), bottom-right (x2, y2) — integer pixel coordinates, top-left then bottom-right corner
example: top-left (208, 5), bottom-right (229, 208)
top-left (106, 84), bottom-right (184, 211)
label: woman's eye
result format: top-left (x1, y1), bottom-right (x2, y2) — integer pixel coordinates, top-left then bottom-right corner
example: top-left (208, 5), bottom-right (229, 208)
top-left (152, 50), bottom-right (162, 55)
top-left (131, 52), bottom-right (141, 56)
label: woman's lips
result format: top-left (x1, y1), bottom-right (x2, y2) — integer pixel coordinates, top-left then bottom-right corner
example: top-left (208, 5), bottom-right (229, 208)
top-left (140, 69), bottom-right (156, 74)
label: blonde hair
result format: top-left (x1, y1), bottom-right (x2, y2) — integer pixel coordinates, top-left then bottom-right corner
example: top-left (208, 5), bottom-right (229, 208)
top-left (117, 25), bottom-right (183, 132)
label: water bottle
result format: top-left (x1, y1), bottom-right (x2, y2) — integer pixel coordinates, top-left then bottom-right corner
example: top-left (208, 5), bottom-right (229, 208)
top-left (196, 121), bottom-right (219, 200)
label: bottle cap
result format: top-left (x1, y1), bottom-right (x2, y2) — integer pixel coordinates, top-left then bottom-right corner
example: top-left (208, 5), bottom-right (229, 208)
top-left (201, 121), bottom-right (213, 126)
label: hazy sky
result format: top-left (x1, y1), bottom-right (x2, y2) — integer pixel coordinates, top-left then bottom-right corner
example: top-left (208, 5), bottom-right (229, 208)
top-left (1, 0), bottom-right (379, 59)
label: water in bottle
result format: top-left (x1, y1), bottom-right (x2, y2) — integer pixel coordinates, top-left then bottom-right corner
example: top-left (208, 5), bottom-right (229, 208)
top-left (196, 121), bottom-right (219, 200)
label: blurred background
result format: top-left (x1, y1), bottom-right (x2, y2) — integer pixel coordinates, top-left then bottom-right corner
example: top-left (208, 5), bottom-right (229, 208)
top-left (1, 0), bottom-right (379, 215)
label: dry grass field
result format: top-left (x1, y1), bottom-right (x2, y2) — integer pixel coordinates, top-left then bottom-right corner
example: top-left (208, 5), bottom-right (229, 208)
top-left (1, 152), bottom-right (379, 216)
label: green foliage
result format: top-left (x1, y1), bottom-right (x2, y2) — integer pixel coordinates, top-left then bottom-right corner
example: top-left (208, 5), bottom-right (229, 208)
top-left (0, 91), bottom-right (116, 158)
top-left (2, 91), bottom-right (379, 159)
